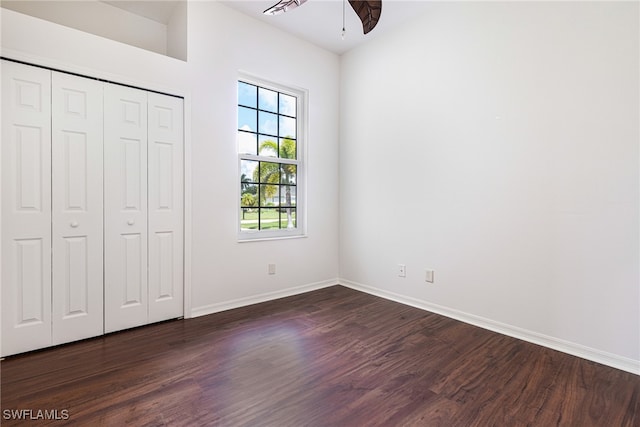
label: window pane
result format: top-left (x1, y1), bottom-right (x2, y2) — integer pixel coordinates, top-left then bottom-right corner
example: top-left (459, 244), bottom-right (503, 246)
top-left (259, 162), bottom-right (280, 184)
top-left (258, 136), bottom-right (277, 157)
top-left (240, 189), bottom-right (257, 207)
top-left (238, 82), bottom-right (257, 108)
top-left (241, 159), bottom-right (258, 183)
top-left (238, 131), bottom-right (257, 155)
top-left (260, 184), bottom-right (279, 206)
top-left (238, 106), bottom-right (256, 132)
top-left (259, 111), bottom-right (277, 135)
top-left (279, 116), bottom-right (296, 138)
top-left (240, 208), bottom-right (258, 230)
top-left (258, 87), bottom-right (278, 113)
top-left (281, 208), bottom-right (296, 229)
top-left (281, 186), bottom-right (296, 207)
top-left (279, 93), bottom-right (296, 117)
top-left (281, 164), bottom-right (296, 185)
top-left (260, 208), bottom-right (280, 229)
top-left (279, 138), bottom-right (296, 160)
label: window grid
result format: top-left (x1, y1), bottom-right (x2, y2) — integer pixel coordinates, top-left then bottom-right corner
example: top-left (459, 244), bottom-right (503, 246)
top-left (238, 80), bottom-right (300, 233)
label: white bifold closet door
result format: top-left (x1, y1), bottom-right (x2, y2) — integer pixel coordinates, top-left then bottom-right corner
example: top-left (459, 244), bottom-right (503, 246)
top-left (2, 60), bottom-right (184, 355)
top-left (1, 63), bottom-right (104, 355)
top-left (1, 61), bottom-right (53, 355)
top-left (104, 84), bottom-right (149, 333)
top-left (104, 85), bottom-right (183, 333)
top-left (147, 93), bottom-right (184, 324)
top-left (51, 71), bottom-right (104, 345)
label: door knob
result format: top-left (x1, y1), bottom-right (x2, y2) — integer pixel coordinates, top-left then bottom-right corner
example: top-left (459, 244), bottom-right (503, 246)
top-left (127, 219), bottom-right (135, 225)
top-left (70, 221), bottom-right (79, 228)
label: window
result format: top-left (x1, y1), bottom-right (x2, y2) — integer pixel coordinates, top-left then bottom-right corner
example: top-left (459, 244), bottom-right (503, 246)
top-left (237, 77), bottom-right (305, 240)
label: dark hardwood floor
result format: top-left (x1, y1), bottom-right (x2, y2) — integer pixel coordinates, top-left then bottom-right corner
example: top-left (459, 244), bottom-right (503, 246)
top-left (1, 285), bottom-right (638, 426)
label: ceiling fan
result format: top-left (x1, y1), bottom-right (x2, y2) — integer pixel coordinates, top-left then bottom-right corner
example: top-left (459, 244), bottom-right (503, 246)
top-left (263, 0), bottom-right (382, 35)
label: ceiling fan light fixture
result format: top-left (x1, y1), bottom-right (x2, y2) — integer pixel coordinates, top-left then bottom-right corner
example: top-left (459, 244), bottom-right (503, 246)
top-left (263, 0), bottom-right (308, 16)
top-left (262, 0), bottom-right (381, 36)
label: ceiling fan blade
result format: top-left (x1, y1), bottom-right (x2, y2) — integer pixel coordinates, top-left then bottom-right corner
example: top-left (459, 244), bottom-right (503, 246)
top-left (348, 0), bottom-right (382, 34)
top-left (264, 0), bottom-right (308, 15)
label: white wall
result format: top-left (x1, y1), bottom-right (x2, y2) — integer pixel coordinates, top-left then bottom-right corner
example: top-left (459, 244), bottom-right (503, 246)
top-left (185, 2), bottom-right (340, 311)
top-left (340, 2), bottom-right (639, 372)
top-left (167, 0), bottom-right (187, 61)
top-left (1, 1), bottom-right (169, 56)
top-left (1, 2), bottom-right (340, 315)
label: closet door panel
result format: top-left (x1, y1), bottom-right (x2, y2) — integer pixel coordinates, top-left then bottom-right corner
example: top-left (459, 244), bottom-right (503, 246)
top-left (148, 93), bottom-right (184, 323)
top-left (51, 72), bottom-right (104, 345)
top-left (1, 61), bottom-right (52, 356)
top-left (104, 84), bottom-right (148, 333)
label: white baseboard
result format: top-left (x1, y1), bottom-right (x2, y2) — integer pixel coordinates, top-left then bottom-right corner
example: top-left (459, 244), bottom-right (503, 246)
top-left (190, 279), bottom-right (338, 318)
top-left (339, 278), bottom-right (640, 376)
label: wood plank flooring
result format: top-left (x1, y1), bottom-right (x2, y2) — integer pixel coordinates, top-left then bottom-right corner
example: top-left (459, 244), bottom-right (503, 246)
top-left (1, 285), bottom-right (638, 426)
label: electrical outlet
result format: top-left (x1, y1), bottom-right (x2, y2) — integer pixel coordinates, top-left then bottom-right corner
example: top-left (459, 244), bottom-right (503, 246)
top-left (268, 264), bottom-right (276, 275)
top-left (425, 269), bottom-right (434, 283)
top-left (398, 264), bottom-right (406, 278)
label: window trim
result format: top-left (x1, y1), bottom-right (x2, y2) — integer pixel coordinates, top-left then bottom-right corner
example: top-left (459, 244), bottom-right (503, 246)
top-left (237, 73), bottom-right (307, 242)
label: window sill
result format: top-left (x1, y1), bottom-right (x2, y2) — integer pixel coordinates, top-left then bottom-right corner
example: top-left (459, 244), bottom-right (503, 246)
top-left (237, 233), bottom-right (307, 243)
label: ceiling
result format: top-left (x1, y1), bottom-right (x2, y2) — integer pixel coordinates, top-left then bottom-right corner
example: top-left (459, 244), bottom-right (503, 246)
top-left (101, 0), bottom-right (431, 55)
top-left (219, 0), bottom-right (431, 54)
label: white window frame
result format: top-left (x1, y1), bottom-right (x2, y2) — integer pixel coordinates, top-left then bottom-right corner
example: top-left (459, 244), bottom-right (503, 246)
top-left (237, 73), bottom-right (307, 242)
